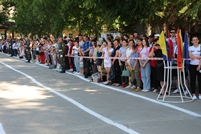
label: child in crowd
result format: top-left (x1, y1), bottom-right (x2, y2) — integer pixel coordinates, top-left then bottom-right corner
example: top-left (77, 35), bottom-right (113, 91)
top-left (130, 45), bottom-right (141, 92)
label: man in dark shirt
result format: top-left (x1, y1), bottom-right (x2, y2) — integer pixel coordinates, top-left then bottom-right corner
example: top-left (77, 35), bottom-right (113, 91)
top-left (82, 35), bottom-right (92, 78)
top-left (111, 39), bottom-right (121, 85)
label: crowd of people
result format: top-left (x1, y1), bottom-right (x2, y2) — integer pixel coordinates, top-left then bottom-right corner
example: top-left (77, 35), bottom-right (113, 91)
top-left (0, 29), bottom-right (201, 100)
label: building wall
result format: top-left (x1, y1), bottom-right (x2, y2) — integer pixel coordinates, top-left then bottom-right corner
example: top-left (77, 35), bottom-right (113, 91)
top-left (0, 29), bottom-right (79, 40)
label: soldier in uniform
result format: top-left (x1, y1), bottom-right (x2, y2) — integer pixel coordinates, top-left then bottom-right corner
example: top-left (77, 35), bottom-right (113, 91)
top-left (58, 37), bottom-right (67, 73)
top-left (24, 37), bottom-right (31, 63)
top-left (8, 39), bottom-right (13, 57)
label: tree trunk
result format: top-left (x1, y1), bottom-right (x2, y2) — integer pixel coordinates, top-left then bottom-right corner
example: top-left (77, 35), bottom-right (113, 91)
top-left (4, 29), bottom-right (7, 39)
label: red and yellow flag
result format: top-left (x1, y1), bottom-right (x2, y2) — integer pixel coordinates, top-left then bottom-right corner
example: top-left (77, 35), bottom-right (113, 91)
top-left (176, 29), bottom-right (183, 71)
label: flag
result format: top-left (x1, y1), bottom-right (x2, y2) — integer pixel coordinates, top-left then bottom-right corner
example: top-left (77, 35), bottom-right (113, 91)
top-left (158, 31), bottom-right (168, 60)
top-left (168, 30), bottom-right (174, 59)
top-left (176, 29), bottom-right (183, 71)
top-left (183, 31), bottom-right (190, 72)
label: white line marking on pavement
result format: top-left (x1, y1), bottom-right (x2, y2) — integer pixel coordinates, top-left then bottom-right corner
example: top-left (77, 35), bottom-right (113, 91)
top-left (66, 72), bottom-right (201, 118)
top-left (0, 123), bottom-right (6, 134)
top-left (0, 61), bottom-right (139, 134)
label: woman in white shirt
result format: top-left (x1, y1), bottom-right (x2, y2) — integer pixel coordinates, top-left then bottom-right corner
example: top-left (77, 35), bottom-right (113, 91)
top-left (188, 36), bottom-right (201, 100)
top-left (72, 40), bottom-right (80, 73)
top-left (102, 41), bottom-right (114, 82)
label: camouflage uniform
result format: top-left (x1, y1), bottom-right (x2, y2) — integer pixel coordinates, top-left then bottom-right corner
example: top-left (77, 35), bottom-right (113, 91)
top-left (24, 39), bottom-right (31, 63)
top-left (58, 41), bottom-right (67, 73)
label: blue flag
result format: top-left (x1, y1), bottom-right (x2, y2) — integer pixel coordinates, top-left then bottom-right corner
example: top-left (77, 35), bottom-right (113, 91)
top-left (184, 32), bottom-right (190, 72)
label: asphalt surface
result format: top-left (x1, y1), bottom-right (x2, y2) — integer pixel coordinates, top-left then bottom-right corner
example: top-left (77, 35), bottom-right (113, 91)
top-left (0, 53), bottom-right (201, 134)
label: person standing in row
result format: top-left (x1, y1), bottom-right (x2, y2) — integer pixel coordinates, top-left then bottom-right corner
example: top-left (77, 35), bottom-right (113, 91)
top-left (188, 36), bottom-right (201, 100)
top-left (58, 37), bottom-right (67, 73)
top-left (111, 39), bottom-right (121, 86)
top-left (119, 39), bottom-right (129, 87)
top-left (72, 40), bottom-right (80, 74)
top-left (125, 40), bottom-right (135, 88)
top-left (24, 38), bottom-right (31, 63)
top-left (130, 45), bottom-right (141, 92)
top-left (82, 35), bottom-right (92, 78)
top-left (140, 39), bottom-right (151, 92)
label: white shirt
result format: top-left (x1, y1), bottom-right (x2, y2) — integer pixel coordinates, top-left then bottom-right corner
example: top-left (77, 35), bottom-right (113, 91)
top-left (12, 43), bottom-right (16, 48)
top-left (188, 44), bottom-right (201, 65)
top-left (103, 47), bottom-right (114, 62)
top-left (79, 40), bottom-right (84, 47)
top-left (126, 47), bottom-right (133, 65)
top-left (72, 46), bottom-right (80, 55)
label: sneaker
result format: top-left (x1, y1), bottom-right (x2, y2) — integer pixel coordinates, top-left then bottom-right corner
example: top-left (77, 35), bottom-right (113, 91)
top-left (131, 85), bottom-right (136, 89)
top-left (153, 89), bottom-right (158, 93)
top-left (130, 86), bottom-right (136, 91)
top-left (121, 83), bottom-right (125, 88)
top-left (172, 89), bottom-right (180, 94)
top-left (103, 81), bottom-right (108, 85)
top-left (126, 85), bottom-right (131, 89)
top-left (192, 95), bottom-right (197, 100)
top-left (141, 89), bottom-right (146, 92)
top-left (135, 88), bottom-right (141, 92)
top-left (199, 96), bottom-right (201, 99)
top-left (184, 90), bottom-right (189, 95)
top-left (69, 69), bottom-right (73, 72)
top-left (142, 89), bottom-right (150, 92)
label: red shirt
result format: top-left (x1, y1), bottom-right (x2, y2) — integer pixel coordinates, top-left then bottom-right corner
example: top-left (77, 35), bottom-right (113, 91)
top-left (149, 47), bottom-right (157, 67)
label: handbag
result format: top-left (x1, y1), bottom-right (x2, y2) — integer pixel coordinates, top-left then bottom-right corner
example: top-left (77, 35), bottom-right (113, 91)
top-left (156, 61), bottom-right (164, 68)
top-left (121, 66), bottom-right (130, 77)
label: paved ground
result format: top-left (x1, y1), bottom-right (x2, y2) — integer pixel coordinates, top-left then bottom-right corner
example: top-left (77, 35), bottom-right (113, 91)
top-left (0, 53), bottom-right (201, 134)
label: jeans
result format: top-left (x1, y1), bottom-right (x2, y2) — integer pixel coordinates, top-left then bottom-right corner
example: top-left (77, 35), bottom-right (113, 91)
top-left (74, 54), bottom-right (80, 72)
top-left (13, 49), bottom-right (17, 56)
top-left (141, 61), bottom-right (151, 90)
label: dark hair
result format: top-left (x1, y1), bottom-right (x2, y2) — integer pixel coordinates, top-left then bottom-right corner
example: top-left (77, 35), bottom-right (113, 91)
top-left (123, 34), bottom-right (129, 39)
top-left (74, 39), bottom-right (79, 44)
top-left (113, 39), bottom-right (120, 43)
top-left (143, 39), bottom-right (149, 47)
top-left (107, 37), bottom-right (112, 42)
top-left (169, 28), bottom-right (176, 31)
top-left (122, 39), bottom-right (128, 43)
top-left (83, 34), bottom-right (88, 38)
top-left (153, 38), bottom-right (159, 43)
top-left (107, 34), bottom-right (114, 40)
top-left (132, 45), bottom-right (137, 49)
top-left (137, 38), bottom-right (143, 41)
top-left (97, 44), bottom-right (101, 47)
top-left (102, 40), bottom-right (108, 45)
top-left (92, 40), bottom-right (97, 47)
top-left (75, 37), bottom-right (79, 41)
top-left (128, 39), bottom-right (135, 45)
top-left (63, 40), bottom-right (67, 44)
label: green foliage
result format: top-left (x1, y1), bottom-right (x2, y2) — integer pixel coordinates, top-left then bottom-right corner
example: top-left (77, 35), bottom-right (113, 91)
top-left (1, 0), bottom-right (201, 37)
